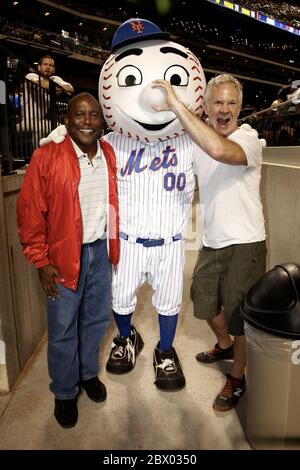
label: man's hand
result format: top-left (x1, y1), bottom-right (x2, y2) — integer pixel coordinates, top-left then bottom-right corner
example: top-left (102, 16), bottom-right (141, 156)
top-left (25, 73), bottom-right (39, 84)
top-left (50, 75), bottom-right (65, 87)
top-left (38, 264), bottom-right (60, 299)
top-left (151, 79), bottom-right (182, 112)
top-left (39, 124), bottom-right (67, 146)
top-left (50, 76), bottom-right (74, 95)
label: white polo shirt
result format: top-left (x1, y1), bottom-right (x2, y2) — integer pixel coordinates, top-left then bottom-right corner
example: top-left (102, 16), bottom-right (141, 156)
top-left (71, 139), bottom-right (108, 244)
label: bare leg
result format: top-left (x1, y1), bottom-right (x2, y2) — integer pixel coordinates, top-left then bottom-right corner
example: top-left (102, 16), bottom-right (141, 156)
top-left (230, 335), bottom-right (246, 379)
top-left (207, 307), bottom-right (233, 349)
top-left (213, 335), bottom-right (246, 411)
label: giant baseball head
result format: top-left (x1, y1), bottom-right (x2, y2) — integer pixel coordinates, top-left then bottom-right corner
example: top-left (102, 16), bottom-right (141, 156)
top-left (99, 18), bottom-right (206, 142)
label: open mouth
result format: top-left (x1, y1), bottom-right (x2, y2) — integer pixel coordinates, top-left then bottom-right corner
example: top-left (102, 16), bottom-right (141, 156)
top-left (217, 117), bottom-right (231, 126)
top-left (134, 118), bottom-right (176, 131)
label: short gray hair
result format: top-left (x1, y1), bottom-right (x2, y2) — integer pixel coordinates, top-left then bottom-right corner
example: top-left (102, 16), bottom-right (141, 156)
top-left (204, 74), bottom-right (243, 106)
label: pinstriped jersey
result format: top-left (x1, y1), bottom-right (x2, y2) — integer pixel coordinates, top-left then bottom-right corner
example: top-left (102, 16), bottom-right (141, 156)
top-left (104, 132), bottom-right (195, 238)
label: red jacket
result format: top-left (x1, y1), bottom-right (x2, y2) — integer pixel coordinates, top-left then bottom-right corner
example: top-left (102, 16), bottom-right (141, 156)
top-left (17, 135), bottom-right (119, 291)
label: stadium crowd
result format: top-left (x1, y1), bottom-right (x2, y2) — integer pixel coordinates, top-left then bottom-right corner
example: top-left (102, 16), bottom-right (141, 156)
top-left (238, 0), bottom-right (300, 28)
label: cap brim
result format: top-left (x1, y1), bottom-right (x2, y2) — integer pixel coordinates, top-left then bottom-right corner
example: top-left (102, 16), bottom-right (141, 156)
top-left (111, 31), bottom-right (170, 53)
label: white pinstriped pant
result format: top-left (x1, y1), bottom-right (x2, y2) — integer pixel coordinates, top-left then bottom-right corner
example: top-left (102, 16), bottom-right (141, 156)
top-left (112, 238), bottom-right (185, 316)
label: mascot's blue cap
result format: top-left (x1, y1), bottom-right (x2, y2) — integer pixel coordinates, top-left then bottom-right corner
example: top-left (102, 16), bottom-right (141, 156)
top-left (111, 18), bottom-right (169, 52)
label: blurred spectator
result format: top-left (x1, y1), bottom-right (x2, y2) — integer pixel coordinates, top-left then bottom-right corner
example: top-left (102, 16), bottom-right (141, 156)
top-left (33, 31), bottom-right (43, 43)
top-left (26, 55), bottom-right (74, 96)
top-left (19, 55), bottom-right (74, 149)
top-left (277, 79), bottom-right (300, 104)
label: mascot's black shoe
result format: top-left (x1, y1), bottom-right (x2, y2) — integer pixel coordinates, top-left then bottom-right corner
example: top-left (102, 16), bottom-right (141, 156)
top-left (106, 325), bottom-right (144, 374)
top-left (153, 343), bottom-right (186, 391)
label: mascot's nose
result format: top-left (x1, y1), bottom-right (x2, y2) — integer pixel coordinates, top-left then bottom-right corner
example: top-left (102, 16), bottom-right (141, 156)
top-left (139, 83), bottom-right (166, 110)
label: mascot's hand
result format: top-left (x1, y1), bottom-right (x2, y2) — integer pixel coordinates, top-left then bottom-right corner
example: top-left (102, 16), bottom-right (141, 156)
top-left (240, 123), bottom-right (266, 148)
top-left (260, 138), bottom-right (267, 148)
top-left (39, 125), bottom-right (67, 146)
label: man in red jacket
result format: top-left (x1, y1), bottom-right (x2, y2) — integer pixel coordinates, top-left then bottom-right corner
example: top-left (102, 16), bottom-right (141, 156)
top-left (17, 92), bottom-right (119, 428)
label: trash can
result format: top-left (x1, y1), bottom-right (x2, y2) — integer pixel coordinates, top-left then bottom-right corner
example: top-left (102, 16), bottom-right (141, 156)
top-left (241, 262), bottom-right (300, 450)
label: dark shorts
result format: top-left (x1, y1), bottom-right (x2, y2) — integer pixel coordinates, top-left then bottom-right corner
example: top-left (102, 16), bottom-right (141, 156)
top-left (190, 241), bottom-right (267, 336)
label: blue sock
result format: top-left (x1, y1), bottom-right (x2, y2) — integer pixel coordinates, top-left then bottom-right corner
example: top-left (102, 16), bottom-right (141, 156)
top-left (113, 312), bottom-right (132, 338)
top-left (158, 313), bottom-right (178, 351)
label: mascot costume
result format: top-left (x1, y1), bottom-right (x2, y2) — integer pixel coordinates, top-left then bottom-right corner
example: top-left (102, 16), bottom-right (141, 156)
top-left (44, 18), bottom-right (206, 391)
top-left (100, 18), bottom-right (205, 392)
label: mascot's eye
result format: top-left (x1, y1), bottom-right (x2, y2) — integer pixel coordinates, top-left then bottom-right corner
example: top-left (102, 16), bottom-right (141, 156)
top-left (164, 65), bottom-right (189, 86)
top-left (117, 65), bottom-right (142, 87)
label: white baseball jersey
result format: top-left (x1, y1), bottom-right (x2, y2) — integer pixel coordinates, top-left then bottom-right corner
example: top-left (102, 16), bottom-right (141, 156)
top-left (103, 132), bottom-right (195, 316)
top-left (103, 132), bottom-right (195, 238)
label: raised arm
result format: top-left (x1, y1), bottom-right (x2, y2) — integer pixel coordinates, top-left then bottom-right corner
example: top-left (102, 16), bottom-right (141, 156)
top-left (152, 79), bottom-right (247, 165)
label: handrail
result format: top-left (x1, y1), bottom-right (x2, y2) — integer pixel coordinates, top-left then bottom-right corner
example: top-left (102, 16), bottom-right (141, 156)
top-left (239, 96), bottom-right (300, 123)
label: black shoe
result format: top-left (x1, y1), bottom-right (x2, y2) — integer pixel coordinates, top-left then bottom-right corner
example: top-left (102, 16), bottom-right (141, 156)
top-left (54, 397), bottom-right (78, 428)
top-left (153, 343), bottom-right (186, 391)
top-left (195, 343), bottom-right (234, 363)
top-left (80, 377), bottom-right (107, 403)
top-left (106, 325), bottom-right (144, 374)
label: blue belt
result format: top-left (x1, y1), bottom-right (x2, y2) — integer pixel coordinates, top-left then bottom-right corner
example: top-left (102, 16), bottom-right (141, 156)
top-left (120, 232), bottom-right (182, 247)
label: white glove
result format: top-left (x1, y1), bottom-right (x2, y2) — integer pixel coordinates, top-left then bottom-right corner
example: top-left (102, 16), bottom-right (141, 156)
top-left (39, 125), bottom-right (67, 146)
top-left (260, 138), bottom-right (267, 148)
top-left (240, 123), bottom-right (266, 148)
top-left (240, 123), bottom-right (258, 137)
top-left (39, 137), bottom-right (52, 147)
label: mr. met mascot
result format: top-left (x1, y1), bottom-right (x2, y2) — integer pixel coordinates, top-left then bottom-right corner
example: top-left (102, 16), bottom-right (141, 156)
top-left (100, 18), bottom-right (206, 392)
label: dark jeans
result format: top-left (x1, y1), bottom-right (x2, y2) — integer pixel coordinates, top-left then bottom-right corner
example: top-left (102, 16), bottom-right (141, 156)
top-left (47, 239), bottom-right (111, 400)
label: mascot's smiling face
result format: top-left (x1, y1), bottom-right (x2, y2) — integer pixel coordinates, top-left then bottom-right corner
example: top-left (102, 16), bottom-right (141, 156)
top-left (99, 33), bottom-right (206, 142)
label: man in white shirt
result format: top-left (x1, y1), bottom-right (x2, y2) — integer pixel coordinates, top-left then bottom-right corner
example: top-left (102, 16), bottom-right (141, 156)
top-left (153, 73), bottom-right (266, 412)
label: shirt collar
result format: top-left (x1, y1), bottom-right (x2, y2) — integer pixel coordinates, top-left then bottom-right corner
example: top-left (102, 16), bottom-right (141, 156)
top-left (70, 138), bottom-right (101, 160)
